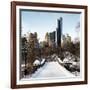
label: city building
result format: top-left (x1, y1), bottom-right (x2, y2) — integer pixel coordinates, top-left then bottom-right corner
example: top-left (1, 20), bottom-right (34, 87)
top-left (28, 32), bottom-right (39, 48)
top-left (44, 17), bottom-right (63, 48)
top-left (48, 17), bottom-right (62, 48)
top-left (49, 31), bottom-right (56, 47)
top-left (45, 32), bottom-right (49, 43)
top-left (57, 17), bottom-right (62, 47)
top-left (49, 31), bottom-right (56, 42)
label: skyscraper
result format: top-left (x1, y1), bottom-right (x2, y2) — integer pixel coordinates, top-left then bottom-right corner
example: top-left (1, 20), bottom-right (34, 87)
top-left (49, 31), bottom-right (56, 47)
top-left (57, 17), bottom-right (62, 47)
top-left (45, 17), bottom-right (62, 48)
top-left (49, 31), bottom-right (55, 42)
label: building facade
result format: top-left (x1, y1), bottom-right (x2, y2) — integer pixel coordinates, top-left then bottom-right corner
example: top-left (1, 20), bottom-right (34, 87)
top-left (57, 17), bottom-right (62, 47)
top-left (48, 17), bottom-right (62, 48)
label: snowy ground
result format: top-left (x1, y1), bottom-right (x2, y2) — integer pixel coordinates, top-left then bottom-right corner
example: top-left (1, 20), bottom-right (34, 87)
top-left (22, 61), bottom-right (76, 80)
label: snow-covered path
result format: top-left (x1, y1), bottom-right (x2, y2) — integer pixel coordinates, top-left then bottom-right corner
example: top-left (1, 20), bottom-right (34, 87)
top-left (23, 61), bottom-right (75, 80)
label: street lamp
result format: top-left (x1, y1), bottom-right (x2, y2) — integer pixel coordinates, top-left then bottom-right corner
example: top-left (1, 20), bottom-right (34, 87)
top-left (22, 46), bottom-right (27, 77)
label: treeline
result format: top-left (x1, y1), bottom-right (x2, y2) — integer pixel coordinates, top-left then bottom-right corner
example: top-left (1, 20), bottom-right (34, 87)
top-left (21, 33), bottom-right (80, 77)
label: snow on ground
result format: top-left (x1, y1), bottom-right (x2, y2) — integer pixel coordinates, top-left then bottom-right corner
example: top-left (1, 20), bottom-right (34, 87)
top-left (22, 61), bottom-right (76, 80)
top-left (57, 57), bottom-right (63, 64)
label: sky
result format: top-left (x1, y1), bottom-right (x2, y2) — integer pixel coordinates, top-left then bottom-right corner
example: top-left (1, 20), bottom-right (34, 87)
top-left (21, 10), bottom-right (80, 41)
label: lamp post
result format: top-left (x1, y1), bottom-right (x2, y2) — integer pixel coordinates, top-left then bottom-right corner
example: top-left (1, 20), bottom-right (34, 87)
top-left (22, 44), bottom-right (28, 77)
top-left (24, 47), bottom-right (27, 76)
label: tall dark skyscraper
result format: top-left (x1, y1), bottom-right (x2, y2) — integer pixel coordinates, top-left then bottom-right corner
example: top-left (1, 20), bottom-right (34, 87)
top-left (57, 17), bottom-right (62, 47)
top-left (47, 17), bottom-right (62, 47)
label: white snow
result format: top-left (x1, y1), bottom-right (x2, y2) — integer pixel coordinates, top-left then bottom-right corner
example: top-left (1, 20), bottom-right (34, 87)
top-left (72, 62), bottom-right (77, 65)
top-left (40, 58), bottom-right (45, 65)
top-left (63, 58), bottom-right (69, 63)
top-left (33, 59), bottom-right (40, 66)
top-left (22, 61), bottom-right (75, 80)
top-left (57, 58), bottom-right (63, 64)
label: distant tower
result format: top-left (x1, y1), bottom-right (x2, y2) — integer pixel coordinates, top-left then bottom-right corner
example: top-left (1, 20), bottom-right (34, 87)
top-left (45, 32), bottom-right (49, 43)
top-left (49, 31), bottom-right (56, 47)
top-left (57, 17), bottom-right (62, 47)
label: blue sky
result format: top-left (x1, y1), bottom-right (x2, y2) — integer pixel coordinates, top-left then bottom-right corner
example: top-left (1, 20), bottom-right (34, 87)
top-left (21, 10), bottom-right (80, 41)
